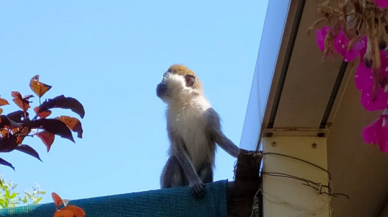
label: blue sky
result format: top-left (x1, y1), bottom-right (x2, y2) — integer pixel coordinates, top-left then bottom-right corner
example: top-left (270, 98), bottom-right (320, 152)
top-left (0, 1), bottom-right (268, 203)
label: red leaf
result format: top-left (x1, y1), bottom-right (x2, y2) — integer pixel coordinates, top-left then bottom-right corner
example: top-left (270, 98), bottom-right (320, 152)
top-left (0, 115), bottom-right (11, 128)
top-left (54, 209), bottom-right (74, 217)
top-left (0, 98), bottom-right (9, 106)
top-left (57, 116), bottom-right (83, 138)
top-left (36, 131), bottom-right (55, 152)
top-left (16, 127), bottom-right (31, 145)
top-left (0, 158), bottom-right (14, 170)
top-left (34, 106), bottom-right (51, 118)
top-left (0, 115), bottom-right (24, 128)
top-left (7, 110), bottom-right (29, 123)
top-left (39, 95), bottom-right (85, 118)
top-left (15, 145), bottom-right (42, 162)
top-left (0, 135), bottom-right (18, 152)
top-left (0, 129), bottom-right (9, 137)
top-left (11, 91), bottom-right (33, 112)
top-left (0, 97), bottom-right (9, 114)
top-left (55, 205), bottom-right (86, 217)
top-left (52, 192), bottom-right (63, 207)
top-left (29, 75), bottom-right (52, 97)
top-left (28, 119), bottom-right (74, 142)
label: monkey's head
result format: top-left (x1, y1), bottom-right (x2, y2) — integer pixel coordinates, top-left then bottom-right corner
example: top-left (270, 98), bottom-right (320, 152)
top-left (156, 64), bottom-right (203, 104)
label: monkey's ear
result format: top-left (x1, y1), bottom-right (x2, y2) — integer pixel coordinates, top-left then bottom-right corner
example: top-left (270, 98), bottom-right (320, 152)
top-left (184, 75), bottom-right (195, 87)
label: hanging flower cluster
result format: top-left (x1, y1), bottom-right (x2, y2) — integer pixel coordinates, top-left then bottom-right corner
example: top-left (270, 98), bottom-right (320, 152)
top-left (376, 0), bottom-right (388, 8)
top-left (311, 0), bottom-right (388, 151)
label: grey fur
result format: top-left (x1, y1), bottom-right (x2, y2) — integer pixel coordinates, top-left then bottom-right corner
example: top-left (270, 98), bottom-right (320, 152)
top-left (157, 67), bottom-right (239, 198)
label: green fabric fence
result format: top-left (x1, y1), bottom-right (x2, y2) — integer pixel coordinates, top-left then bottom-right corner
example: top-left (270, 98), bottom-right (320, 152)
top-left (0, 180), bottom-right (228, 217)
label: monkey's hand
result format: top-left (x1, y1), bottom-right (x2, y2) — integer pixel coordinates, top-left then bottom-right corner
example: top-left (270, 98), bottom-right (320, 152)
top-left (189, 180), bottom-right (206, 198)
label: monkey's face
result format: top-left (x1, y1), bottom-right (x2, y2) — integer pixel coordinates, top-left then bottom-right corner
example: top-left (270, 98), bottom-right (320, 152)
top-left (156, 72), bottom-right (196, 104)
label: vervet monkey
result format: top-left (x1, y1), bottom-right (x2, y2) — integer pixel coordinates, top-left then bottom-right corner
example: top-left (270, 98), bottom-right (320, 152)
top-left (156, 64), bottom-right (240, 198)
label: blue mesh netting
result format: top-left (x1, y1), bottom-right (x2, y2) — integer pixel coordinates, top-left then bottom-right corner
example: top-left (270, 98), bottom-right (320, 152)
top-left (0, 180), bottom-right (228, 217)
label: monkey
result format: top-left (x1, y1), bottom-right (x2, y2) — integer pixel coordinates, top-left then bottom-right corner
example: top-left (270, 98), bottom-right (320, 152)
top-left (156, 64), bottom-right (240, 198)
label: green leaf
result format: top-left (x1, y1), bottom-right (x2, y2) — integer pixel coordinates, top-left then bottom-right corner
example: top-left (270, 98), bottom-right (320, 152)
top-left (32, 197), bottom-right (42, 205)
top-left (8, 192), bottom-right (17, 199)
top-left (0, 178), bottom-right (45, 208)
top-left (21, 195), bottom-right (28, 203)
top-left (37, 190), bottom-right (46, 195)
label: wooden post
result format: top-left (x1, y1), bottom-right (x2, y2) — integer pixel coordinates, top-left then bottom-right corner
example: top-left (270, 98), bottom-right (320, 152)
top-left (227, 149), bottom-right (262, 217)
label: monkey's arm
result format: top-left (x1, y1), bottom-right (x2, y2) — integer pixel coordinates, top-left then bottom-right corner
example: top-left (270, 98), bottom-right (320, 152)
top-left (205, 108), bottom-right (240, 158)
top-left (169, 130), bottom-right (206, 198)
top-left (214, 131), bottom-right (239, 158)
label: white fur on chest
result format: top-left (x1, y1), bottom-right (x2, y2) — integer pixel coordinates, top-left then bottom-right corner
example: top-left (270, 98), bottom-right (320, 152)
top-left (167, 96), bottom-right (211, 169)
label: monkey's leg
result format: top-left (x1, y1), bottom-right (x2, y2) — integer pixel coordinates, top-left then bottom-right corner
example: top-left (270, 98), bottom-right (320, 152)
top-left (160, 156), bottom-right (188, 188)
top-left (166, 133), bottom-right (206, 198)
top-left (174, 149), bottom-right (207, 198)
top-left (198, 163), bottom-right (213, 183)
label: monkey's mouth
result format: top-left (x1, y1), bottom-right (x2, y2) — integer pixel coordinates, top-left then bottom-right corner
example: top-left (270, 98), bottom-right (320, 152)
top-left (156, 83), bottom-right (167, 98)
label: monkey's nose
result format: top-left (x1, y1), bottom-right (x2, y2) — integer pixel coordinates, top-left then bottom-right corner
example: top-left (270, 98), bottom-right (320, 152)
top-left (157, 83), bottom-right (167, 97)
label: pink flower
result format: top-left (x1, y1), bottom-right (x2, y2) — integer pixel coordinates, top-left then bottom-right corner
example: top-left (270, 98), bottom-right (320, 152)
top-left (334, 30), bottom-right (364, 62)
top-left (355, 62), bottom-right (374, 91)
top-left (380, 50), bottom-right (388, 78)
top-left (355, 49), bottom-right (388, 111)
top-left (356, 50), bottom-right (388, 89)
top-left (316, 27), bottom-right (331, 52)
top-left (360, 88), bottom-right (387, 111)
top-left (362, 112), bottom-right (388, 151)
top-left (376, 0), bottom-right (388, 8)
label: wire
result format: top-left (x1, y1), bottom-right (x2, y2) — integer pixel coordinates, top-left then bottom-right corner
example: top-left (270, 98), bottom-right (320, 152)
top-left (262, 152), bottom-right (331, 180)
top-left (261, 151), bottom-right (349, 199)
